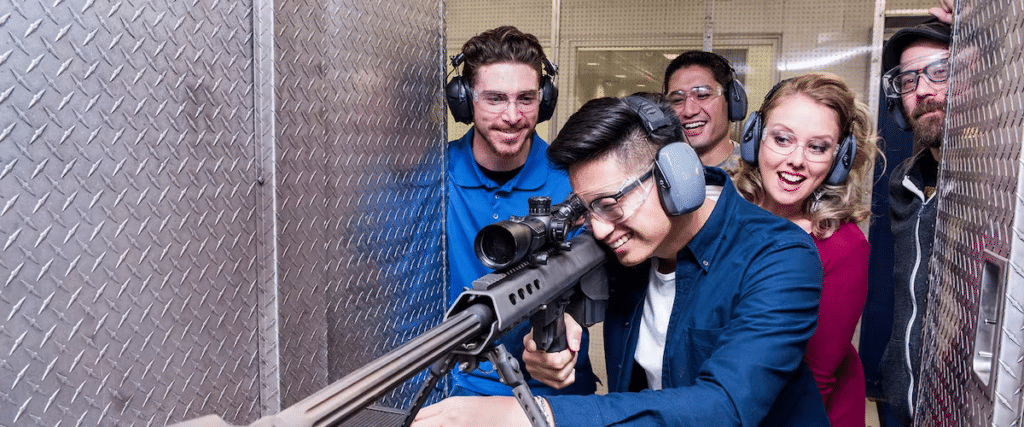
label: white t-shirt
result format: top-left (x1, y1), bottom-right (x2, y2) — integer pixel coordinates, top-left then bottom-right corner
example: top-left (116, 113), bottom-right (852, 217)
top-left (634, 258), bottom-right (676, 390)
top-left (705, 184), bottom-right (724, 202)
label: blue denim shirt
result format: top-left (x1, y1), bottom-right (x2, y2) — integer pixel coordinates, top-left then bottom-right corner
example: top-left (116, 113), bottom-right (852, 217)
top-left (546, 168), bottom-right (828, 426)
top-left (446, 129), bottom-right (597, 396)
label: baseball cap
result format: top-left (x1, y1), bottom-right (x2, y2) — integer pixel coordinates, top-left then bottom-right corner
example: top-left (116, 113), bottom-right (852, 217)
top-left (882, 18), bottom-right (952, 72)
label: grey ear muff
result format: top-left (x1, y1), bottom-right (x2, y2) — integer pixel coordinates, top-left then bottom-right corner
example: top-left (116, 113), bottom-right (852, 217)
top-left (446, 53), bottom-right (559, 124)
top-left (622, 95), bottom-right (706, 216)
top-left (655, 142), bottom-right (706, 215)
top-left (727, 78), bottom-right (748, 122)
top-left (825, 133), bottom-right (857, 185)
top-left (739, 78), bottom-right (790, 166)
top-left (740, 110), bottom-right (762, 165)
top-left (622, 96), bottom-right (673, 133)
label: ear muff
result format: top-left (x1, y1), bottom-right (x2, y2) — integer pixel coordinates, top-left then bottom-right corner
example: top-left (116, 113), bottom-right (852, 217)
top-left (537, 58), bottom-right (558, 123)
top-left (825, 133), bottom-right (857, 185)
top-left (622, 95), bottom-right (706, 216)
top-left (740, 110), bottom-right (763, 165)
top-left (726, 78), bottom-right (748, 122)
top-left (739, 79), bottom-right (789, 165)
top-left (886, 95), bottom-right (912, 131)
top-left (446, 54), bottom-right (474, 124)
top-left (445, 54), bottom-right (559, 124)
top-left (655, 142), bottom-right (707, 215)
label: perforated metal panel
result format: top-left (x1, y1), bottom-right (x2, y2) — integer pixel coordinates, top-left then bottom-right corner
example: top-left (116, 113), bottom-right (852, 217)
top-left (915, 0), bottom-right (1024, 426)
top-left (0, 0), bottom-right (446, 426)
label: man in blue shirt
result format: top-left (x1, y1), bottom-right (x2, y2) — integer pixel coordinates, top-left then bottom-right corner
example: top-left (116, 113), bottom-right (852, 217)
top-left (413, 94), bottom-right (827, 426)
top-left (443, 26), bottom-right (596, 397)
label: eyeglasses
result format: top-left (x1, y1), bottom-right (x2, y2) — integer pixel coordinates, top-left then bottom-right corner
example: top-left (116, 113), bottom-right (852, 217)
top-left (883, 57), bottom-right (950, 96)
top-left (583, 167), bottom-right (655, 224)
top-left (667, 85), bottom-right (723, 107)
top-left (762, 130), bottom-right (836, 163)
top-left (473, 89), bottom-right (543, 114)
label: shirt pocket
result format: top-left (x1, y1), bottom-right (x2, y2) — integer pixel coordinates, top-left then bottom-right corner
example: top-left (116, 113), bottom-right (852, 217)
top-left (684, 325), bottom-right (727, 360)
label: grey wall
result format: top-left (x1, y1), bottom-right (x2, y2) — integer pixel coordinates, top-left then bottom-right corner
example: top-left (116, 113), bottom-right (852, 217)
top-left (0, 0), bottom-right (446, 425)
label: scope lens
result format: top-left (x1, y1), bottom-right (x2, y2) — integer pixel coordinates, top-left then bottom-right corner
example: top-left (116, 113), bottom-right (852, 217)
top-left (478, 229), bottom-right (515, 266)
top-left (475, 222), bottom-right (533, 269)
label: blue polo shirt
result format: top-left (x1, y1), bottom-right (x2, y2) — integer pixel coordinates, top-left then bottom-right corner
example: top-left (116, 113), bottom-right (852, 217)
top-left (546, 168), bottom-right (828, 426)
top-left (446, 129), bottom-right (597, 397)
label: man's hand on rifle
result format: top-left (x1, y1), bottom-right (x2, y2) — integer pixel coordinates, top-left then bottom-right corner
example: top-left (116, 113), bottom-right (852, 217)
top-left (411, 396), bottom-right (530, 427)
top-left (523, 312), bottom-right (583, 389)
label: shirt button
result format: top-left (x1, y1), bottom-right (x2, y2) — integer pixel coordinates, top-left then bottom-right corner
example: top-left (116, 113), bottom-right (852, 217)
top-left (494, 194), bottom-right (500, 199)
top-left (702, 260), bottom-right (709, 267)
top-left (493, 213), bottom-right (499, 219)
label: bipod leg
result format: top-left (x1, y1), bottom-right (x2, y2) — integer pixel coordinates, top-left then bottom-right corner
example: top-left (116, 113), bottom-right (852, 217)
top-left (486, 344), bottom-right (551, 427)
top-left (401, 354), bottom-right (456, 427)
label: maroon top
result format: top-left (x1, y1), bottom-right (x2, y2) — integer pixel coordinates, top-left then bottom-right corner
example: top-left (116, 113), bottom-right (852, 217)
top-left (809, 221), bottom-right (869, 427)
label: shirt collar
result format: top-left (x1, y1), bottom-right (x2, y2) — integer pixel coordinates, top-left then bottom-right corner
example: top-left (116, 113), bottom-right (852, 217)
top-left (681, 167), bottom-right (732, 273)
top-left (449, 128), bottom-right (553, 191)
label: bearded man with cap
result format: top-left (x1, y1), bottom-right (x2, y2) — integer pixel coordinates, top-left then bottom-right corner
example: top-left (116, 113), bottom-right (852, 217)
top-left (877, 15), bottom-right (951, 427)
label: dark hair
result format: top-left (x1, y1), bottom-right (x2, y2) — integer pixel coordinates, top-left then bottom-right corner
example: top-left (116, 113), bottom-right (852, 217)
top-left (662, 50), bottom-right (734, 94)
top-left (548, 92), bottom-right (681, 172)
top-left (460, 26), bottom-right (547, 88)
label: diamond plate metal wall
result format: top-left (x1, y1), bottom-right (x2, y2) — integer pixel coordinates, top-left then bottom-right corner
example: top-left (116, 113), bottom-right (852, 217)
top-left (0, 0), bottom-right (446, 426)
top-left (273, 0), bottom-right (447, 412)
top-left (915, 1), bottom-right (1024, 426)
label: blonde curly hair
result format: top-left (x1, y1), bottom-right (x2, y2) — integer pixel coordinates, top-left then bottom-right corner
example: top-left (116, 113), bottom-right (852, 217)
top-left (733, 73), bottom-right (881, 239)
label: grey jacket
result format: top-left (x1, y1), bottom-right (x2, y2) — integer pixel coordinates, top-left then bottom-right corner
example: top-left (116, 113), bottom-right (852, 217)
top-left (879, 153), bottom-right (939, 426)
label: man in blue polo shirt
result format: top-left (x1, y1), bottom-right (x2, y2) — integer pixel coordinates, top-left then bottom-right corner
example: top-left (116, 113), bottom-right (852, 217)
top-left (443, 26), bottom-right (596, 397)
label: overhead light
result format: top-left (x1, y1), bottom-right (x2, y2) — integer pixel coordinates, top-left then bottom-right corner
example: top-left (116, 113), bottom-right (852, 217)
top-left (778, 46), bottom-right (871, 71)
top-left (587, 62), bottom-right (600, 66)
top-left (614, 75), bottom-right (626, 78)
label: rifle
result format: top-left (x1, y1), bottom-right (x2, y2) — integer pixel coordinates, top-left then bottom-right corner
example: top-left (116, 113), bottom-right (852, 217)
top-left (168, 194), bottom-right (609, 427)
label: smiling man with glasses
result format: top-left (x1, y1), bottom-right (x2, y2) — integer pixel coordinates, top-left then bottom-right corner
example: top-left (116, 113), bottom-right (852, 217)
top-left (440, 26), bottom-right (597, 400)
top-left (878, 16), bottom-right (952, 427)
top-left (663, 51), bottom-right (748, 178)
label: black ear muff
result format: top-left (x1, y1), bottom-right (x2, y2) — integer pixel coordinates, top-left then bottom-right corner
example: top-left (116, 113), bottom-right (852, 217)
top-left (446, 54), bottom-right (559, 124)
top-left (886, 95), bottom-right (911, 131)
top-left (825, 133), bottom-right (857, 185)
top-left (727, 78), bottom-right (748, 122)
top-left (622, 95), bottom-right (706, 216)
top-left (446, 54), bottom-right (474, 124)
top-left (537, 58), bottom-right (559, 123)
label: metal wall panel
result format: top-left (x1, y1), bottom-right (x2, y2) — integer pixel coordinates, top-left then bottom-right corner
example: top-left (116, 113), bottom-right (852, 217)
top-left (0, 0), bottom-right (446, 426)
top-left (273, 0), bottom-right (447, 411)
top-left (0, 1), bottom-right (264, 425)
top-left (915, 0), bottom-right (1024, 426)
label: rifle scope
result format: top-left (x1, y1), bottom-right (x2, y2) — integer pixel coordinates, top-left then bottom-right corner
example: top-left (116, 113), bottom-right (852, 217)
top-left (474, 194), bottom-right (588, 270)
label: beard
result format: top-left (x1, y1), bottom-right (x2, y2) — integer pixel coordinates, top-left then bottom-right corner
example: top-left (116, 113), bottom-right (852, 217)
top-left (482, 127), bottom-right (533, 159)
top-left (910, 99), bottom-right (945, 150)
